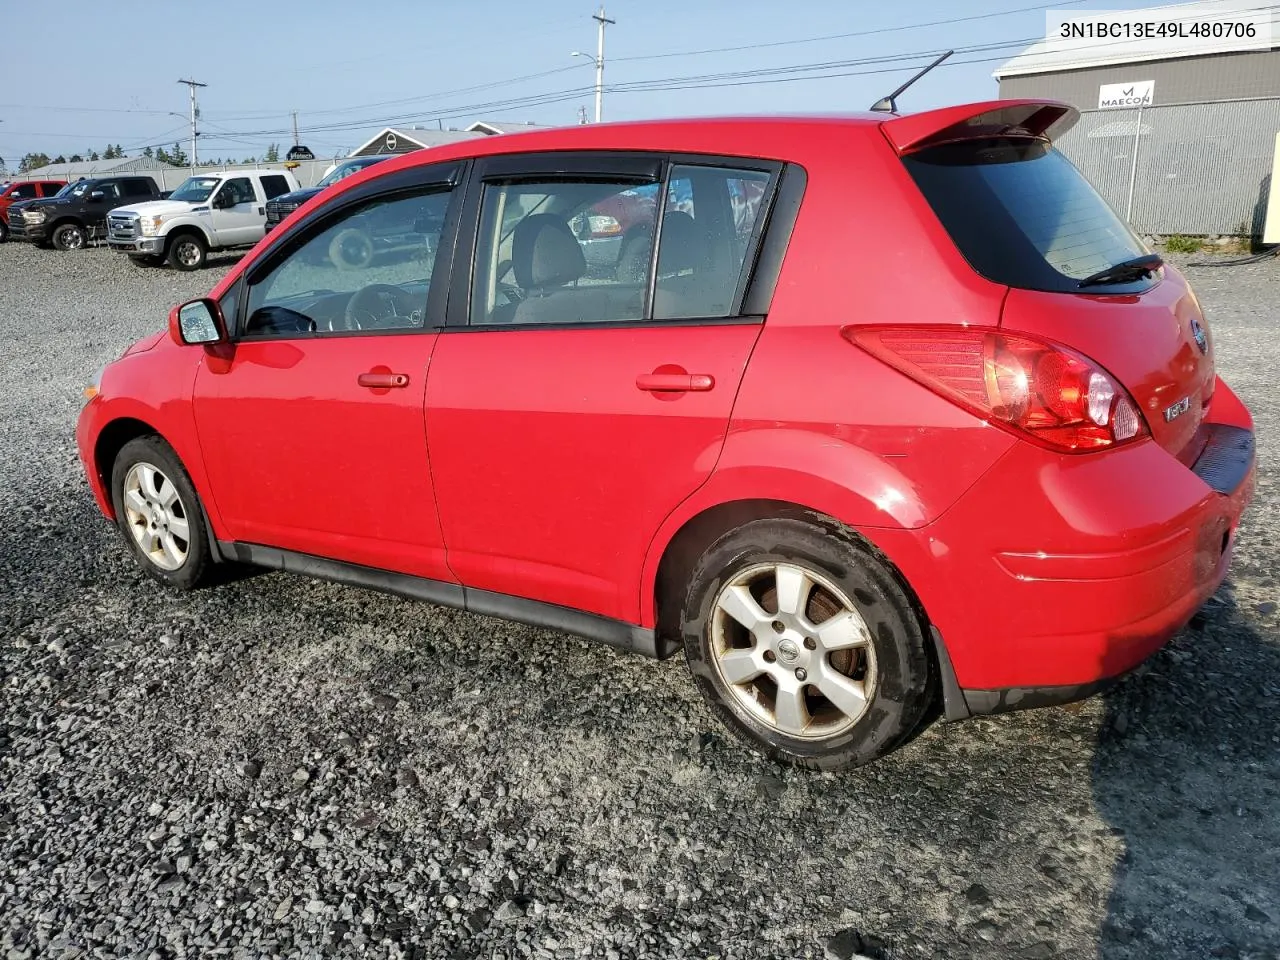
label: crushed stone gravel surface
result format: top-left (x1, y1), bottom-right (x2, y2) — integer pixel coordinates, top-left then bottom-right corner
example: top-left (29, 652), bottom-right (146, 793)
top-left (1, 243), bottom-right (1278, 959)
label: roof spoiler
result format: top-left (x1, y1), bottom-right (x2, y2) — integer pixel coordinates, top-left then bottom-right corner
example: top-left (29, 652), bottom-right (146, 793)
top-left (881, 99), bottom-right (1079, 155)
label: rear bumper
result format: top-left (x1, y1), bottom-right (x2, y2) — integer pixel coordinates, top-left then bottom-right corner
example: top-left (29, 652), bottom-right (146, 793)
top-left (877, 377), bottom-right (1255, 710)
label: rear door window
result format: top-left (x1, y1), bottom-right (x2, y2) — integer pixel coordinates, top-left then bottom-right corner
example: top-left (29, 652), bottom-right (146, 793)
top-left (654, 164), bottom-right (772, 319)
top-left (467, 158), bottom-right (777, 326)
top-left (903, 138), bottom-right (1154, 293)
top-left (260, 175), bottom-right (291, 200)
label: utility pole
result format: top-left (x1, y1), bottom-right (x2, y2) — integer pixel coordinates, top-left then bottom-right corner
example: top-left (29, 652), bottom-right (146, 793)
top-left (591, 4), bottom-right (614, 123)
top-left (578, 105), bottom-right (588, 125)
top-left (291, 111), bottom-right (300, 146)
top-left (177, 78), bottom-right (206, 171)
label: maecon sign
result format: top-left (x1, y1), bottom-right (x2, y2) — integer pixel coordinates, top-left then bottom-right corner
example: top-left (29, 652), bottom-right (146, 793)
top-left (1098, 80), bottom-right (1154, 109)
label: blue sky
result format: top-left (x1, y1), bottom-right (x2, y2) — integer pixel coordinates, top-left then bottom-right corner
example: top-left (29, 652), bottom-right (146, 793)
top-left (0, 0), bottom-right (1172, 166)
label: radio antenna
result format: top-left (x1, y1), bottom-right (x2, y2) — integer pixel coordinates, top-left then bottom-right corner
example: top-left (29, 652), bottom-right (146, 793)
top-left (869, 50), bottom-right (953, 114)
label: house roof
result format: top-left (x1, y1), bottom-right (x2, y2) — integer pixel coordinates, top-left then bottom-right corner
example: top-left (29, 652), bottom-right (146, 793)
top-left (16, 155), bottom-right (156, 179)
top-left (349, 126), bottom-right (486, 156)
top-left (465, 120), bottom-right (555, 136)
top-left (350, 121), bottom-right (558, 156)
top-left (994, 0), bottom-right (1279, 78)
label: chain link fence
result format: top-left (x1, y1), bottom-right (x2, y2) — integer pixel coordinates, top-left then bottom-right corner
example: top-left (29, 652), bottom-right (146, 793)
top-left (1057, 97), bottom-right (1279, 237)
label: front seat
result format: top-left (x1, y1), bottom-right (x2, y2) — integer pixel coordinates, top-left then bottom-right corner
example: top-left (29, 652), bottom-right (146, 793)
top-left (510, 214), bottom-right (593, 325)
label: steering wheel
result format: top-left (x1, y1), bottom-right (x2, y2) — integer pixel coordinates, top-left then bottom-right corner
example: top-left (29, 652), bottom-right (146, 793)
top-left (339, 284), bottom-right (416, 331)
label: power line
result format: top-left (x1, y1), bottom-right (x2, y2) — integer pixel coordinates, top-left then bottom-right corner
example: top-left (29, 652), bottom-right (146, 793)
top-left (11, 2), bottom-right (1277, 154)
top-left (611, 0), bottom-right (1092, 63)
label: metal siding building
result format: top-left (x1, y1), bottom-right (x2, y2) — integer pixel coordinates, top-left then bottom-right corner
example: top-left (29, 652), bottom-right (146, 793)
top-left (994, 0), bottom-right (1280, 236)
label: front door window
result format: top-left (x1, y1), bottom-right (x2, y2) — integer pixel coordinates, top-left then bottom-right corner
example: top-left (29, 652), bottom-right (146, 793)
top-left (243, 188), bottom-right (452, 337)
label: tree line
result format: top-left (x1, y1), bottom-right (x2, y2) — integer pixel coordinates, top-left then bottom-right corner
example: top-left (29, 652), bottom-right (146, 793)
top-left (4, 142), bottom-right (285, 175)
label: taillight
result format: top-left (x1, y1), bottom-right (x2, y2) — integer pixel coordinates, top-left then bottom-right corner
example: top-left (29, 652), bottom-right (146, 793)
top-left (843, 326), bottom-right (1148, 453)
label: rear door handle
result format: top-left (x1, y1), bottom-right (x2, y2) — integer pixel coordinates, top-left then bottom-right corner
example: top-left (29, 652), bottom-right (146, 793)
top-left (358, 371), bottom-right (410, 388)
top-left (635, 373), bottom-right (715, 393)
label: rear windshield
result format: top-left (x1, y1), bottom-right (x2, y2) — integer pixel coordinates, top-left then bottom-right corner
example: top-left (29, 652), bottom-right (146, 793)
top-left (903, 138), bottom-right (1155, 294)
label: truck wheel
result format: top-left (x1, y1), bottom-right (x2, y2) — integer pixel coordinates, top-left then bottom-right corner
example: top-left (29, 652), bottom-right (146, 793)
top-left (167, 233), bottom-right (207, 271)
top-left (52, 223), bottom-right (87, 251)
top-left (329, 228), bottom-right (373, 270)
top-left (0, 220), bottom-right (8, 243)
top-left (129, 255), bottom-right (163, 268)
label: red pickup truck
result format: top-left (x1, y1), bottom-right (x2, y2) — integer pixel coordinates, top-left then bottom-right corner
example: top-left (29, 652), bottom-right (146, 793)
top-left (0, 180), bottom-right (66, 242)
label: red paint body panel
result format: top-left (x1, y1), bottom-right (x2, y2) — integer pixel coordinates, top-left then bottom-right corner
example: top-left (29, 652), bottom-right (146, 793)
top-left (426, 324), bottom-right (761, 621)
top-left (865, 377), bottom-right (1252, 688)
top-left (76, 336), bottom-right (223, 532)
top-left (191, 336), bottom-right (452, 582)
top-left (1001, 267), bottom-right (1215, 460)
top-left (77, 106), bottom-right (1256, 708)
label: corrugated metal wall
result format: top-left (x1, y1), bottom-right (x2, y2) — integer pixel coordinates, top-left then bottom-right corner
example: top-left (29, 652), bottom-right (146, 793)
top-left (1056, 97), bottom-right (1279, 236)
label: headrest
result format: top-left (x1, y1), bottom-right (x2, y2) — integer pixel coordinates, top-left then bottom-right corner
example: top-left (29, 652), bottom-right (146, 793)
top-left (513, 214), bottom-right (586, 290)
top-left (656, 210), bottom-right (701, 274)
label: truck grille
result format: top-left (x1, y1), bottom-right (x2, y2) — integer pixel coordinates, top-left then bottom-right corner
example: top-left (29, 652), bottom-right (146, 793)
top-left (265, 200), bottom-right (299, 226)
top-left (108, 213), bottom-right (139, 241)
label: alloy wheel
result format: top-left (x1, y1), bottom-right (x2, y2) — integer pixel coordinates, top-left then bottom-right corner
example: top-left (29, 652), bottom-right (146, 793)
top-left (122, 461), bottom-right (191, 571)
top-left (709, 562), bottom-right (877, 740)
top-left (176, 241), bottom-right (201, 268)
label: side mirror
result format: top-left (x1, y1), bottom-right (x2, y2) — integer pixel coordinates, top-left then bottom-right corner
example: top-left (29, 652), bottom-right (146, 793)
top-left (89, 190), bottom-right (105, 202)
top-left (212, 192), bottom-right (232, 209)
top-left (169, 298), bottom-right (226, 346)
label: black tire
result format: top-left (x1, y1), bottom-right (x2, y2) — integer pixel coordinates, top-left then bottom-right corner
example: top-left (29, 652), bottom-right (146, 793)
top-left (166, 232), bottom-right (207, 271)
top-left (329, 227), bottom-right (373, 270)
top-left (110, 436), bottom-right (213, 590)
top-left (681, 517), bottom-right (936, 770)
top-left (129, 255), bottom-right (163, 268)
top-left (52, 222), bottom-right (87, 251)
top-left (0, 219), bottom-right (8, 243)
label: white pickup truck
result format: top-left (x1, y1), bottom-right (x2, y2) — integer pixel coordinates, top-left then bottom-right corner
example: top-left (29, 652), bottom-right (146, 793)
top-left (106, 169), bottom-right (299, 270)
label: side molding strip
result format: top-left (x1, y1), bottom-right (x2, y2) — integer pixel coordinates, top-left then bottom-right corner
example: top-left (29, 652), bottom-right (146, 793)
top-left (217, 541), bottom-right (676, 660)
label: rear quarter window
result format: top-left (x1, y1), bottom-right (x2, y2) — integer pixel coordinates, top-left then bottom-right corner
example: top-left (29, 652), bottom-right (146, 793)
top-left (903, 138), bottom-right (1154, 294)
top-left (260, 175), bottom-right (291, 200)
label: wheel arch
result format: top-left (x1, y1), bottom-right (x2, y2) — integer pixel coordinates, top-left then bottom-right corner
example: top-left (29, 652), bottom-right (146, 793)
top-left (48, 216), bottom-right (86, 234)
top-left (163, 224), bottom-right (211, 251)
top-left (92, 416), bottom-right (167, 517)
top-left (92, 414), bottom-right (225, 563)
top-left (646, 494), bottom-right (959, 720)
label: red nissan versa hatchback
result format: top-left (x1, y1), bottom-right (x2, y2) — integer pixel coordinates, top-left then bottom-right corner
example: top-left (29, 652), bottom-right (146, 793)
top-left (77, 101), bottom-right (1255, 769)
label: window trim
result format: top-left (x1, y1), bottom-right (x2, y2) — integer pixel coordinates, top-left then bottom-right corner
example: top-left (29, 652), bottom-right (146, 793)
top-left (231, 164), bottom-right (467, 343)
top-left (445, 150), bottom-right (787, 331)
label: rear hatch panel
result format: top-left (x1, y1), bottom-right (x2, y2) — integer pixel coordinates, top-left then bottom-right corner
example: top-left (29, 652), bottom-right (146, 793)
top-left (1001, 270), bottom-right (1215, 461)
top-left (891, 100), bottom-right (1215, 461)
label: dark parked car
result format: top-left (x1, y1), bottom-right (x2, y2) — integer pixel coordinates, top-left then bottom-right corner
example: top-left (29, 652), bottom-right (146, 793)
top-left (0, 179), bottom-right (66, 242)
top-left (10, 176), bottom-right (167, 250)
top-left (264, 156), bottom-right (394, 233)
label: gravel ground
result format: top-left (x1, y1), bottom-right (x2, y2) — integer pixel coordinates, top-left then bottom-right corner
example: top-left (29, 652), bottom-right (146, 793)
top-left (1, 242), bottom-right (1278, 960)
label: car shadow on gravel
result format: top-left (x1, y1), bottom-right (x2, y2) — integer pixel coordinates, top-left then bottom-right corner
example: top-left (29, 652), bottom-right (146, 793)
top-left (1092, 583), bottom-right (1280, 959)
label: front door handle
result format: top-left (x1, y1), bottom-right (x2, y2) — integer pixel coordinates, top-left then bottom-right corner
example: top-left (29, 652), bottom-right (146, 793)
top-left (358, 371), bottom-right (410, 389)
top-left (636, 373), bottom-right (715, 393)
